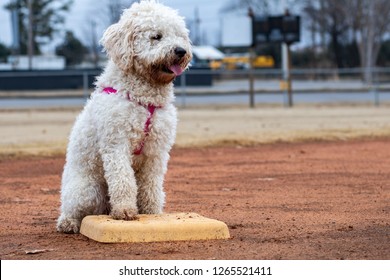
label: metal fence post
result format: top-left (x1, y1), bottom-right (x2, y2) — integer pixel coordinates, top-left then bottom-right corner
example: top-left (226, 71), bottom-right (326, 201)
top-left (285, 44), bottom-right (293, 107)
top-left (83, 71), bottom-right (89, 99)
top-left (371, 86), bottom-right (380, 107)
top-left (249, 48), bottom-right (255, 108)
top-left (369, 68), bottom-right (380, 107)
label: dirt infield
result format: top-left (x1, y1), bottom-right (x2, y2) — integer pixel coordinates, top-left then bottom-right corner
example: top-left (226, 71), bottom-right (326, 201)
top-left (1, 139), bottom-right (389, 260)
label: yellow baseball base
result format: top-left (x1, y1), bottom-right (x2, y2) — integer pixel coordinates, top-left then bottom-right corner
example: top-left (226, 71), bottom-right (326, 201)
top-left (80, 212), bottom-right (230, 243)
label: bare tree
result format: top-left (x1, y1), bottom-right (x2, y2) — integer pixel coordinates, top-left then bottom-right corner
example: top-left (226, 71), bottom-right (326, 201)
top-left (303, 0), bottom-right (390, 76)
top-left (221, 0), bottom-right (302, 15)
top-left (303, 0), bottom-right (350, 68)
top-left (81, 0), bottom-right (137, 67)
top-left (90, 20), bottom-right (99, 68)
top-left (108, 0), bottom-right (138, 24)
top-left (221, 0), bottom-right (270, 15)
top-left (5, 0), bottom-right (72, 55)
top-left (349, 0), bottom-right (390, 83)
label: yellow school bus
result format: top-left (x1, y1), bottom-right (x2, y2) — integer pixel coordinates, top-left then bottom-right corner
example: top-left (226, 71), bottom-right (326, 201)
top-left (210, 55), bottom-right (274, 70)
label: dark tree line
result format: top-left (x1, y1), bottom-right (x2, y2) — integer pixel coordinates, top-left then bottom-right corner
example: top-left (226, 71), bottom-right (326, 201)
top-left (2, 0), bottom-right (390, 71)
top-left (2, 0), bottom-right (138, 67)
top-left (304, 0), bottom-right (390, 81)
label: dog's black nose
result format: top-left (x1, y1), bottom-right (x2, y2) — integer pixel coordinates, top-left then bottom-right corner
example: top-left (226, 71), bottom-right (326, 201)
top-left (174, 47), bottom-right (187, 58)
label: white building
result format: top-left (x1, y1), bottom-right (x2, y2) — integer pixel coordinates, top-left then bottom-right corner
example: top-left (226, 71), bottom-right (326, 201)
top-left (4, 55), bottom-right (66, 70)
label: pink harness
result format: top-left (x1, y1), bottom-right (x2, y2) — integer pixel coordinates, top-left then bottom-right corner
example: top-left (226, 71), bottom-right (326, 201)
top-left (102, 87), bottom-right (161, 155)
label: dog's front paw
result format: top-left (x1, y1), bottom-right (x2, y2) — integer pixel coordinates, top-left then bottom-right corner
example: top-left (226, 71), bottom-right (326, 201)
top-left (110, 205), bottom-right (138, 220)
top-left (57, 216), bottom-right (81, 234)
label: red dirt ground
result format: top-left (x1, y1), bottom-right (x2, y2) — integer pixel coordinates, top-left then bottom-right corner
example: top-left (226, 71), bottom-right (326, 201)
top-left (0, 140), bottom-right (389, 260)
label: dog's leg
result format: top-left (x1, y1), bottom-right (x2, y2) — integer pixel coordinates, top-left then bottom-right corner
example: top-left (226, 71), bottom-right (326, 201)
top-left (101, 150), bottom-right (139, 220)
top-left (136, 152), bottom-right (169, 214)
top-left (57, 167), bottom-right (108, 233)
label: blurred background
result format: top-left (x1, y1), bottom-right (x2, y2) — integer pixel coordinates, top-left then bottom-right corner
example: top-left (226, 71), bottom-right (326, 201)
top-left (0, 0), bottom-right (390, 108)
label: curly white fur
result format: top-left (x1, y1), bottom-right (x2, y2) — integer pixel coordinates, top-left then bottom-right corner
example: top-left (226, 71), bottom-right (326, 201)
top-left (57, 0), bottom-right (192, 233)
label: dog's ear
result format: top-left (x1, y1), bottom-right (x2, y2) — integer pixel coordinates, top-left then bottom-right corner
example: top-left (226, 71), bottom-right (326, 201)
top-left (100, 22), bottom-right (136, 74)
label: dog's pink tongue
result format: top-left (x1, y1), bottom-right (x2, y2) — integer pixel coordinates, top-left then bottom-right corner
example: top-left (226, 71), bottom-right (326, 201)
top-left (169, 64), bottom-right (184, 76)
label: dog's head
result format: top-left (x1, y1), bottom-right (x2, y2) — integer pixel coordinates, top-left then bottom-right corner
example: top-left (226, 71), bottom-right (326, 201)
top-left (100, 0), bottom-right (192, 85)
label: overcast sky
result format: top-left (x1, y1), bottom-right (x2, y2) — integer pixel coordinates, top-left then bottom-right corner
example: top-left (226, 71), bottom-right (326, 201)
top-left (0, 0), bottom-right (228, 48)
top-left (0, 0), bottom-right (303, 52)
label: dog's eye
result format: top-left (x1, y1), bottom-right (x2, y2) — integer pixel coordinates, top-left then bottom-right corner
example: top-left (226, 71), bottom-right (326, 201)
top-left (151, 34), bottom-right (162, 41)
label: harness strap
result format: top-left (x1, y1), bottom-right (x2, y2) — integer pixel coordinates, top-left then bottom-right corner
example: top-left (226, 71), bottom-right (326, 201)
top-left (102, 87), bottom-right (160, 155)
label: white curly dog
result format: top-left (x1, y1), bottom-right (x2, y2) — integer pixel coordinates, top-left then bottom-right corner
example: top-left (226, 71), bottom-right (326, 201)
top-left (57, 0), bottom-right (192, 233)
